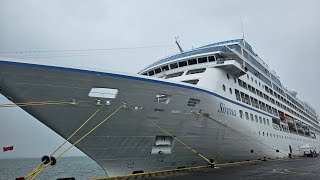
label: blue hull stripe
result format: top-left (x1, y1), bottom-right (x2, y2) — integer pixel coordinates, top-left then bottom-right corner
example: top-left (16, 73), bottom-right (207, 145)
top-left (0, 60), bottom-right (276, 118)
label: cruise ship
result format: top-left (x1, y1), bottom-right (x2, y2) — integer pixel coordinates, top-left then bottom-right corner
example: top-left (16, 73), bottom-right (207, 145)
top-left (0, 39), bottom-right (319, 177)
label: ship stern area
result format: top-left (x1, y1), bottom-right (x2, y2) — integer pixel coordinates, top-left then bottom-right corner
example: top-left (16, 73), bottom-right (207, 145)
top-left (0, 60), bottom-right (267, 177)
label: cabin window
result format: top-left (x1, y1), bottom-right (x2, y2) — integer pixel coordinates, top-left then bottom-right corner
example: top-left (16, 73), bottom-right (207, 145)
top-left (186, 68), bottom-right (206, 75)
top-left (229, 88), bottom-right (232, 94)
top-left (178, 61), bottom-right (187, 67)
top-left (165, 71), bottom-right (184, 79)
top-left (222, 85), bottom-right (226, 91)
top-left (263, 118), bottom-right (266, 125)
top-left (148, 70), bottom-right (155, 76)
top-left (239, 110), bottom-right (243, 118)
top-left (245, 94), bottom-right (251, 105)
top-left (235, 89), bottom-right (241, 101)
top-left (250, 114), bottom-right (254, 121)
top-left (234, 77), bottom-right (237, 83)
top-left (240, 92), bottom-right (245, 103)
top-left (182, 79), bottom-right (199, 85)
top-left (198, 57), bottom-right (208, 63)
top-left (215, 53), bottom-right (224, 59)
top-left (155, 68), bottom-right (161, 74)
top-left (170, 63), bottom-right (178, 69)
top-left (188, 59), bottom-right (197, 65)
top-left (255, 115), bottom-right (258, 122)
top-left (270, 98), bottom-right (275, 104)
top-left (161, 65), bottom-right (169, 71)
top-left (245, 112), bottom-right (249, 120)
top-left (227, 73), bottom-right (230, 79)
top-left (259, 117), bottom-right (262, 124)
top-left (142, 73), bottom-right (147, 76)
top-left (228, 44), bottom-right (242, 54)
top-left (208, 56), bottom-right (215, 62)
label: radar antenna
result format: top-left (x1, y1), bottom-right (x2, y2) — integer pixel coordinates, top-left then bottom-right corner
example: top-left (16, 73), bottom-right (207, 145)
top-left (175, 36), bottom-right (184, 53)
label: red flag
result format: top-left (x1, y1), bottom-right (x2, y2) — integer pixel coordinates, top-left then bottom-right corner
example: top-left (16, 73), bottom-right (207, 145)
top-left (3, 145), bottom-right (14, 152)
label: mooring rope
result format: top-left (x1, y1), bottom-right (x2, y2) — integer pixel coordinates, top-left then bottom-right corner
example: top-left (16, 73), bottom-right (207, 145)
top-left (128, 106), bottom-right (212, 164)
top-left (27, 106), bottom-right (122, 180)
top-left (24, 105), bottom-right (104, 179)
top-left (0, 100), bottom-right (91, 108)
top-left (194, 111), bottom-right (288, 156)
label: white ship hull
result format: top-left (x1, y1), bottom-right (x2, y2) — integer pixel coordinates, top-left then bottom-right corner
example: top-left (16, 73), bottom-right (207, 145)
top-left (1, 59), bottom-right (319, 176)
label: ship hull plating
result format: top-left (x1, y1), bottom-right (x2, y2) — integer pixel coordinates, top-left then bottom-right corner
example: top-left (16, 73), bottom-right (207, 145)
top-left (0, 60), bottom-right (319, 176)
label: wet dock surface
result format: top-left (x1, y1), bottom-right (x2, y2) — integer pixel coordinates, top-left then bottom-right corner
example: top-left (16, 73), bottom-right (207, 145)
top-left (151, 157), bottom-right (320, 180)
top-left (93, 157), bottom-right (320, 180)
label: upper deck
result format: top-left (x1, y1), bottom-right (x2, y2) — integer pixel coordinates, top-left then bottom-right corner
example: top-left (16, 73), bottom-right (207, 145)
top-left (139, 39), bottom-right (319, 131)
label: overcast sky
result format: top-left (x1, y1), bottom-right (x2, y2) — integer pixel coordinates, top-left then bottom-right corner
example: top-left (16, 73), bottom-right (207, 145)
top-left (1, 0), bottom-right (320, 159)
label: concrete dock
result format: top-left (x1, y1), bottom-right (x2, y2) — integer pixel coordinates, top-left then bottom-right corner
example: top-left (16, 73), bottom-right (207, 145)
top-left (92, 157), bottom-right (320, 180)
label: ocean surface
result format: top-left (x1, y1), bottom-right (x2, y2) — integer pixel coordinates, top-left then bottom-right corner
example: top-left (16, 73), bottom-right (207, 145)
top-left (0, 156), bottom-right (106, 180)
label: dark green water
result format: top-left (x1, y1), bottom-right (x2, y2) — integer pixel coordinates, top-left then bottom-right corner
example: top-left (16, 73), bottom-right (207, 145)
top-left (0, 156), bottom-right (106, 180)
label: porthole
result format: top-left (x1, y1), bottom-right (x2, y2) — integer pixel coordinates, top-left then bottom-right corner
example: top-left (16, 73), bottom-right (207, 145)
top-left (234, 77), bottom-right (237, 83)
top-left (245, 112), bottom-right (249, 120)
top-left (247, 74), bottom-right (249, 79)
top-left (255, 80), bottom-right (257, 84)
top-left (259, 82), bottom-right (261, 86)
top-left (259, 117), bottom-right (262, 124)
top-left (227, 73), bottom-right (230, 79)
top-left (222, 84), bottom-right (226, 91)
top-left (239, 110), bottom-right (243, 118)
top-left (250, 114), bottom-right (254, 121)
top-left (229, 88), bottom-right (232, 94)
top-left (251, 77), bottom-right (253, 82)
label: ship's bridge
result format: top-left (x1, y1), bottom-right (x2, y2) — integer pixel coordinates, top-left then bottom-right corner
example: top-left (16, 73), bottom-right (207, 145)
top-left (139, 39), bottom-right (252, 75)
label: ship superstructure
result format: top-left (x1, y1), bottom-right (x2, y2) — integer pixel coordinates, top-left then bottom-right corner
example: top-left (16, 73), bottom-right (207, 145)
top-left (0, 39), bottom-right (319, 177)
top-left (139, 39), bottom-right (320, 137)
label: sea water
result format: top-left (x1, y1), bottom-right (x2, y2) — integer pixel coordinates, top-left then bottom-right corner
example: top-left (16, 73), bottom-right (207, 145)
top-left (0, 156), bottom-right (106, 180)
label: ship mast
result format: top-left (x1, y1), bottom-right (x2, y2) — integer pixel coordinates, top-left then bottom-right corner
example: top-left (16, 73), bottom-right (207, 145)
top-left (175, 36), bottom-right (184, 53)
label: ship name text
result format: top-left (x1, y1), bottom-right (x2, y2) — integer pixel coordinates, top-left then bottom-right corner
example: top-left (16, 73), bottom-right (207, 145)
top-left (218, 103), bottom-right (236, 116)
